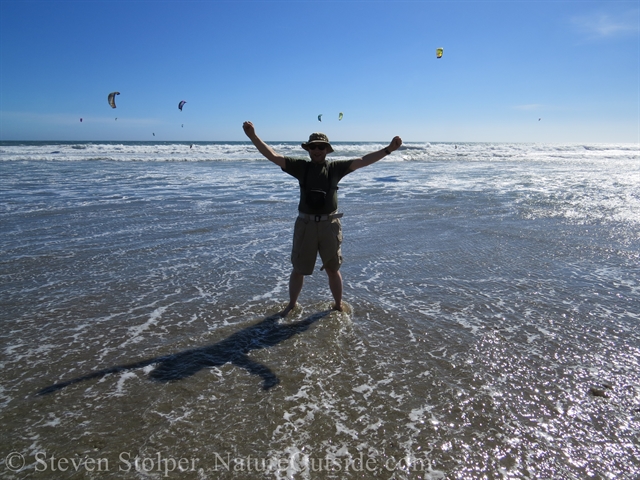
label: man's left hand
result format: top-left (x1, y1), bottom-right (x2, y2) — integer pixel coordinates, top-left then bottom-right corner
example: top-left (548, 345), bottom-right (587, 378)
top-left (388, 136), bottom-right (403, 152)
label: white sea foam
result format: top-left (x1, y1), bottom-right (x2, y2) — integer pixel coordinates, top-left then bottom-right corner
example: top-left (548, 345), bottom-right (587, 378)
top-left (112, 371), bottom-right (138, 396)
top-left (113, 306), bottom-right (167, 348)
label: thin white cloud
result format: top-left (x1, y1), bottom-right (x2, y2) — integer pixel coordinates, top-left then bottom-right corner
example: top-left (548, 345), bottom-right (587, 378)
top-left (571, 11), bottom-right (639, 39)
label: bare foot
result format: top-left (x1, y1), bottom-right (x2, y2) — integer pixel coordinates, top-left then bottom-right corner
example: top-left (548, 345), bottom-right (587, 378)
top-left (332, 303), bottom-right (343, 312)
top-left (278, 303), bottom-right (296, 318)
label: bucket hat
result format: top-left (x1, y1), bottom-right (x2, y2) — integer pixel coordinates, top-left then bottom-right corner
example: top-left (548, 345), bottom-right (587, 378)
top-left (301, 132), bottom-right (334, 153)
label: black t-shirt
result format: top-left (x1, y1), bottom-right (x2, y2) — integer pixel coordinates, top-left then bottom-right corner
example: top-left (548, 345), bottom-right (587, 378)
top-left (283, 157), bottom-right (354, 214)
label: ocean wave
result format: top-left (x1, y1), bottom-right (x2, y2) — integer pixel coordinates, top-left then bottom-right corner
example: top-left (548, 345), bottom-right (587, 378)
top-left (0, 141), bottom-right (637, 164)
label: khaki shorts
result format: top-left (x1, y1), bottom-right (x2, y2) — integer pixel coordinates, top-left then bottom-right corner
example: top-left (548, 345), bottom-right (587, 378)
top-left (291, 217), bottom-right (343, 275)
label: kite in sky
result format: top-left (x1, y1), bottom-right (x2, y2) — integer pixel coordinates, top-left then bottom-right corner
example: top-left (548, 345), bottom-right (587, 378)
top-left (436, 48), bottom-right (443, 59)
top-left (338, 112), bottom-right (343, 121)
top-left (108, 91), bottom-right (120, 109)
top-left (178, 100), bottom-right (187, 111)
top-left (318, 114), bottom-right (322, 122)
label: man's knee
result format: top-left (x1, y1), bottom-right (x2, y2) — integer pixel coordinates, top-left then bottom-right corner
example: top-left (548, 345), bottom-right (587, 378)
top-left (324, 267), bottom-right (341, 277)
top-left (290, 270), bottom-right (305, 280)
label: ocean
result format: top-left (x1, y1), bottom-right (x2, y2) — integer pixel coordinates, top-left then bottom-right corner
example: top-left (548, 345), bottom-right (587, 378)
top-left (1, 141), bottom-right (639, 479)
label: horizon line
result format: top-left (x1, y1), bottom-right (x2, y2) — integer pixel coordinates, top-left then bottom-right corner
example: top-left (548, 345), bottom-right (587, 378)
top-left (2, 139), bottom-right (639, 145)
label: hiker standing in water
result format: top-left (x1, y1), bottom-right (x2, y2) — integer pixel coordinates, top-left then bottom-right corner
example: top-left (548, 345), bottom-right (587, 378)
top-left (243, 121), bottom-right (402, 316)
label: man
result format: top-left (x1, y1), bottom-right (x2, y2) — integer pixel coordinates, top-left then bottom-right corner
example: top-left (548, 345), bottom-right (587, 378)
top-left (242, 121), bottom-right (402, 316)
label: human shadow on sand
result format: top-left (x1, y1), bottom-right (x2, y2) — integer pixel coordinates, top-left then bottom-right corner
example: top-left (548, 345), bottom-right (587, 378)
top-left (38, 310), bottom-right (331, 396)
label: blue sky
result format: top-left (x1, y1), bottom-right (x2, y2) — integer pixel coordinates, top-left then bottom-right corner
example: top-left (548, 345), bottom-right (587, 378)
top-left (1, 0), bottom-right (638, 142)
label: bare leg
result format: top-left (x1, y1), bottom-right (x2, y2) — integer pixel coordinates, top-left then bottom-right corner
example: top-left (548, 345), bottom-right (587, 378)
top-left (324, 268), bottom-right (343, 311)
top-left (279, 270), bottom-right (304, 317)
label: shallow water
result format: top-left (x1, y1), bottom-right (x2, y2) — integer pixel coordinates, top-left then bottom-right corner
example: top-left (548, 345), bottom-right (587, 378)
top-left (1, 142), bottom-right (639, 478)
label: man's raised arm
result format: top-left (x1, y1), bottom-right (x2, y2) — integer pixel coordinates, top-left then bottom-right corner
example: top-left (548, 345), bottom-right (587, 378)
top-left (243, 121), bottom-right (286, 169)
top-left (349, 136), bottom-right (403, 172)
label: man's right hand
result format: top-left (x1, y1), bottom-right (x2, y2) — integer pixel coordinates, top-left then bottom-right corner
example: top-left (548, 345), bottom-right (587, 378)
top-left (242, 121), bottom-right (286, 168)
top-left (243, 121), bottom-right (256, 138)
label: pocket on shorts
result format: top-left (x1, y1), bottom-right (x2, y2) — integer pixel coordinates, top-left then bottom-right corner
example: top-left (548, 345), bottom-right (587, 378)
top-left (331, 219), bottom-right (343, 245)
top-left (321, 219), bottom-right (343, 271)
top-left (292, 218), bottom-right (306, 259)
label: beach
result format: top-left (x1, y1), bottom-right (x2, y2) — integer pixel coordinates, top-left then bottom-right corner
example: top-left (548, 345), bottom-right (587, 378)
top-left (1, 141), bottom-right (639, 479)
